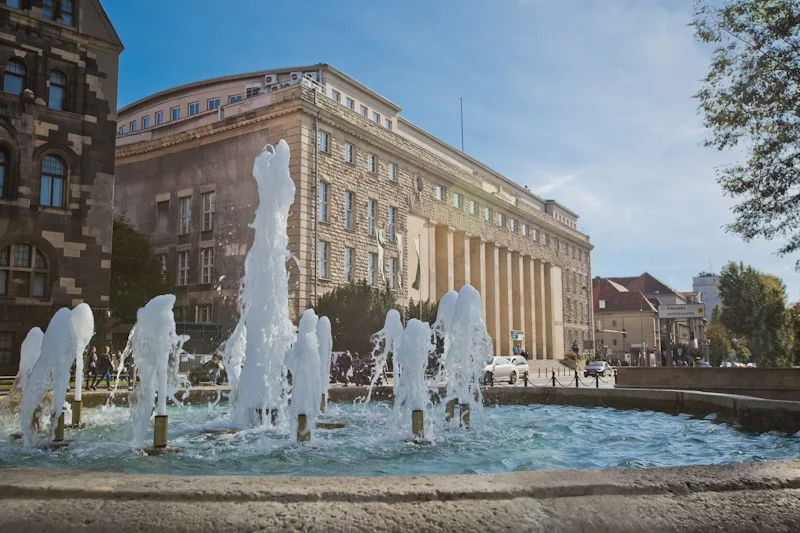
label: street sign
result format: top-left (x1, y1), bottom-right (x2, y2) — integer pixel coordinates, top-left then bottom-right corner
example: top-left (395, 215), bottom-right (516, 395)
top-left (510, 330), bottom-right (524, 341)
top-left (658, 304), bottom-right (705, 319)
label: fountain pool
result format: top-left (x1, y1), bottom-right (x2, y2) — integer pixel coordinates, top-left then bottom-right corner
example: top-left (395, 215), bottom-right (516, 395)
top-left (1, 402), bottom-right (798, 477)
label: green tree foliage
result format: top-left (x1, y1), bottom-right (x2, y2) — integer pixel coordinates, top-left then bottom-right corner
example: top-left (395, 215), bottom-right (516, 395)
top-left (313, 280), bottom-right (399, 357)
top-left (693, 1), bottom-right (800, 265)
top-left (790, 303), bottom-right (800, 365)
top-left (710, 304), bottom-right (722, 323)
top-left (405, 298), bottom-right (439, 325)
top-left (110, 215), bottom-right (171, 326)
top-left (717, 262), bottom-right (763, 336)
top-left (707, 321), bottom-right (731, 366)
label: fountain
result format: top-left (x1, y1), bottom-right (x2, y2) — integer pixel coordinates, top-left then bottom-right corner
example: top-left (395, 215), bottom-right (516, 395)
top-left (222, 321), bottom-right (246, 394)
top-left (0, 327), bottom-right (43, 417)
top-left (394, 319), bottom-right (435, 438)
top-left (285, 309), bottom-right (321, 442)
top-left (366, 309), bottom-right (404, 404)
top-left (433, 290), bottom-right (458, 420)
top-left (316, 316), bottom-right (332, 412)
top-left (69, 303), bottom-right (95, 426)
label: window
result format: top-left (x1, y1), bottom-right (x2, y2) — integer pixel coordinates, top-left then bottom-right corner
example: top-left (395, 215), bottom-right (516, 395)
top-left (318, 182), bottom-right (329, 223)
top-left (415, 176), bottom-right (423, 192)
top-left (384, 118), bottom-right (392, 130)
top-left (196, 305), bottom-right (212, 323)
top-left (48, 70), bottom-right (66, 111)
top-left (317, 241), bottom-right (329, 279)
top-left (118, 126), bottom-right (125, 135)
top-left (533, 228), bottom-right (539, 242)
top-left (3, 0), bottom-right (21, 9)
top-left (498, 213), bottom-right (505, 227)
top-left (156, 111), bottom-right (164, 126)
top-left (484, 206), bottom-right (492, 222)
top-left (43, 0), bottom-right (72, 25)
top-left (469, 200), bottom-right (478, 216)
top-left (360, 105), bottom-right (368, 117)
top-left (177, 252), bottom-right (189, 286)
top-left (4, 59), bottom-right (25, 95)
top-left (208, 98), bottom-right (220, 111)
top-left (344, 190), bottom-right (354, 230)
top-left (543, 233), bottom-right (550, 245)
top-left (372, 111), bottom-right (380, 123)
top-left (368, 252), bottom-right (377, 286)
top-left (142, 116), bottom-right (151, 129)
top-left (388, 206), bottom-right (397, 241)
top-left (612, 319), bottom-right (617, 328)
top-left (368, 199), bottom-right (377, 236)
top-left (511, 219), bottom-right (518, 232)
top-left (202, 191), bottom-right (215, 231)
top-left (189, 102), bottom-right (200, 116)
top-left (522, 224), bottom-right (529, 237)
top-left (200, 248), bottom-right (214, 284)
top-left (389, 257), bottom-right (398, 289)
top-left (346, 97), bottom-right (355, 110)
top-left (572, 245), bottom-right (576, 258)
top-left (0, 148), bottom-right (7, 198)
top-left (40, 154), bottom-right (66, 208)
top-left (228, 94), bottom-right (242, 104)
top-left (319, 131), bottom-right (329, 153)
top-left (129, 120), bottom-right (137, 132)
top-left (179, 196), bottom-right (191, 234)
top-left (170, 106), bottom-right (181, 121)
top-left (245, 86), bottom-right (260, 99)
top-left (389, 162), bottom-right (398, 182)
top-left (344, 142), bottom-right (354, 164)
top-left (331, 89), bottom-right (341, 103)
top-left (157, 254), bottom-right (167, 278)
top-left (436, 185), bottom-right (446, 201)
top-left (0, 332), bottom-right (13, 365)
top-left (367, 153), bottom-right (377, 173)
top-left (453, 193), bottom-right (462, 209)
top-left (344, 247), bottom-right (354, 282)
top-left (0, 243), bottom-right (49, 298)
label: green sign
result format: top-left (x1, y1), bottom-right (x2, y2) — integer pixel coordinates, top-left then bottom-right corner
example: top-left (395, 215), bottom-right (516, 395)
top-left (510, 330), bottom-right (524, 341)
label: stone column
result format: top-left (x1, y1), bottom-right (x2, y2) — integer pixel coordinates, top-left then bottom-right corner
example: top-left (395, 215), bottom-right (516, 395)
top-left (533, 258), bottom-right (548, 360)
top-left (435, 225), bottom-right (454, 300)
top-left (523, 255), bottom-right (536, 358)
top-left (549, 264), bottom-right (565, 360)
top-left (453, 231), bottom-right (471, 293)
top-left (498, 247), bottom-right (512, 356)
top-left (511, 251), bottom-right (524, 353)
top-left (469, 237), bottom-right (486, 318)
top-left (485, 243), bottom-right (501, 356)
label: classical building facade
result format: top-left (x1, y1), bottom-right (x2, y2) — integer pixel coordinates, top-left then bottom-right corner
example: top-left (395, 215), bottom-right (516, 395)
top-left (115, 64), bottom-right (593, 358)
top-left (0, 0), bottom-right (122, 374)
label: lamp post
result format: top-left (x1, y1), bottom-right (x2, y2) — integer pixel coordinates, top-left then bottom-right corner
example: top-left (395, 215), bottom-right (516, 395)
top-left (582, 286), bottom-right (595, 360)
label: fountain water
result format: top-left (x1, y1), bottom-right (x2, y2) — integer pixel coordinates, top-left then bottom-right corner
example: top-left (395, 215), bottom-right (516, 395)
top-left (285, 309), bottom-right (321, 442)
top-left (316, 316), bottom-right (332, 411)
top-left (433, 290), bottom-right (458, 419)
top-left (366, 309), bottom-right (403, 404)
top-left (394, 319), bottom-right (435, 438)
top-left (231, 141), bottom-right (296, 427)
top-left (70, 303), bottom-right (95, 425)
top-left (0, 327), bottom-right (44, 417)
top-left (222, 322), bottom-right (246, 394)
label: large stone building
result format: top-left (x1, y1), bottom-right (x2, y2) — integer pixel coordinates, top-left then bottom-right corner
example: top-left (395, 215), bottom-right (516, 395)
top-left (0, 0), bottom-right (122, 374)
top-left (114, 64), bottom-right (593, 358)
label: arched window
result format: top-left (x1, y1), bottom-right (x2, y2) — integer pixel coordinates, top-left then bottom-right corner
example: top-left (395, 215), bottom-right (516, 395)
top-left (48, 70), bottom-right (66, 111)
top-left (0, 243), bottom-right (49, 298)
top-left (3, 59), bottom-right (25, 95)
top-left (0, 148), bottom-right (7, 198)
top-left (40, 154), bottom-right (66, 208)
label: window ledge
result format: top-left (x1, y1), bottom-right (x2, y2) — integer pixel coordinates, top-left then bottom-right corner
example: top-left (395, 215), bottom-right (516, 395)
top-left (38, 206), bottom-right (71, 215)
top-left (0, 296), bottom-right (52, 306)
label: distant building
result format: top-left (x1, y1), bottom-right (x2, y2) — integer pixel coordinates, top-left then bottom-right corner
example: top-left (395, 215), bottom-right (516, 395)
top-left (693, 272), bottom-right (721, 320)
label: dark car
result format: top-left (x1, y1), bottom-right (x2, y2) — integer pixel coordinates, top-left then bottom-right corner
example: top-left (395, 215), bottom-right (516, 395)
top-left (188, 359), bottom-right (228, 386)
top-left (584, 361), bottom-right (612, 378)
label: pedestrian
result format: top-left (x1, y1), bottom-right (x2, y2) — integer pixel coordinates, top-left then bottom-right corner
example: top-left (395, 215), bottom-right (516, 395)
top-left (513, 344), bottom-right (520, 356)
top-left (91, 346), bottom-right (113, 390)
top-left (208, 354), bottom-right (224, 386)
top-left (338, 350), bottom-right (352, 386)
top-left (86, 346), bottom-right (98, 390)
top-left (124, 350), bottom-right (136, 390)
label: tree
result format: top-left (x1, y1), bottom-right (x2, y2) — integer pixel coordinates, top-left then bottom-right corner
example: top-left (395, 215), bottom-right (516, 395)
top-left (707, 321), bottom-right (731, 366)
top-left (710, 304), bottom-right (722, 323)
top-left (693, 1), bottom-right (800, 266)
top-left (717, 262), bottom-right (762, 337)
top-left (313, 280), bottom-right (399, 357)
top-left (405, 297), bottom-right (438, 325)
top-left (110, 215), bottom-right (171, 327)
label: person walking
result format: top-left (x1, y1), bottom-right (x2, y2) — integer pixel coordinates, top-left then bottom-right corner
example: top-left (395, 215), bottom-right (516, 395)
top-left (337, 350), bottom-right (352, 386)
top-left (85, 346), bottom-right (98, 390)
top-left (91, 346), bottom-right (113, 390)
top-left (209, 354), bottom-right (224, 386)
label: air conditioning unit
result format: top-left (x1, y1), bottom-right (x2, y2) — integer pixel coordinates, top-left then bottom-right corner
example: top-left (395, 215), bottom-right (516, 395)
top-left (269, 83), bottom-right (280, 92)
top-left (289, 71), bottom-right (303, 84)
top-left (264, 73), bottom-right (279, 85)
top-left (281, 81), bottom-right (292, 89)
top-left (303, 72), bottom-right (319, 82)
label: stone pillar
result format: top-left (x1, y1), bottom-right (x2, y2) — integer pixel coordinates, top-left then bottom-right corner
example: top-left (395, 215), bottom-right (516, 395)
top-left (469, 237), bottom-right (486, 319)
top-left (549, 264), bottom-right (565, 360)
top-left (534, 258), bottom-right (548, 360)
top-left (498, 248), bottom-right (512, 356)
top-left (511, 251), bottom-right (524, 354)
top-left (435, 225), bottom-right (454, 300)
top-left (453, 231), bottom-right (471, 292)
top-left (485, 243), bottom-right (501, 356)
top-left (523, 255), bottom-right (536, 358)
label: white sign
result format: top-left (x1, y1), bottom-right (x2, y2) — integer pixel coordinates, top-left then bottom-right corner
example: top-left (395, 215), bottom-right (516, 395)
top-left (510, 330), bottom-right (524, 342)
top-left (658, 304), bottom-right (705, 319)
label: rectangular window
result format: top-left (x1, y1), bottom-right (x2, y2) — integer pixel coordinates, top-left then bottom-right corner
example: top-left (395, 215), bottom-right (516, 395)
top-left (346, 97), bottom-right (355, 110)
top-left (436, 185), bottom-right (446, 201)
top-left (389, 257), bottom-right (398, 289)
top-left (200, 248), bottom-right (214, 284)
top-left (156, 111), bottom-right (164, 125)
top-left (319, 131), bottom-right (329, 153)
top-left (389, 163), bottom-right (398, 182)
top-left (142, 116), bottom-right (151, 129)
top-left (130, 120), bottom-right (137, 132)
top-left (453, 193), bottom-right (462, 209)
top-left (245, 86), bottom-right (260, 98)
top-left (388, 206), bottom-right (397, 241)
top-left (543, 233), bottom-right (550, 245)
top-left (572, 245), bottom-right (576, 258)
top-left (372, 111), bottom-right (380, 123)
top-left (202, 191), bottom-right (215, 231)
top-left (318, 182), bottom-right (329, 223)
top-left (344, 143), bottom-right (354, 164)
top-left (498, 213), bottom-right (505, 227)
top-left (484, 206), bottom-right (492, 221)
top-left (344, 247), bottom-right (354, 282)
top-left (228, 94), bottom-right (242, 104)
top-left (367, 153), bottom-right (377, 173)
top-left (196, 305), bottom-right (212, 323)
top-left (0, 270), bottom-right (6, 296)
top-left (177, 251), bottom-right (189, 286)
top-left (511, 219), bottom-right (517, 232)
top-left (208, 98), bottom-right (220, 111)
top-left (317, 241), bottom-right (329, 279)
top-left (4, 1), bottom-right (21, 9)
top-left (331, 89), bottom-right (341, 103)
top-left (522, 224), bottom-right (529, 237)
top-left (119, 126), bottom-right (125, 135)
top-left (170, 106), bottom-right (181, 121)
top-left (360, 105), bottom-right (368, 117)
top-left (157, 254), bottom-right (167, 278)
top-left (470, 200), bottom-right (478, 216)
top-left (533, 229), bottom-right (539, 242)
top-left (368, 252), bottom-right (377, 287)
top-left (599, 299), bottom-right (606, 310)
top-left (179, 196), bottom-right (191, 234)
top-left (368, 199), bottom-right (377, 236)
top-left (384, 118), bottom-right (392, 130)
top-left (344, 190), bottom-right (354, 230)
top-left (0, 332), bottom-right (13, 365)
top-left (189, 102), bottom-right (200, 116)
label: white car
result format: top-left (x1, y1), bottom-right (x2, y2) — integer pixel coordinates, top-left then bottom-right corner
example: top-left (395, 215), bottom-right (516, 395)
top-left (508, 356), bottom-right (530, 381)
top-left (482, 357), bottom-right (519, 385)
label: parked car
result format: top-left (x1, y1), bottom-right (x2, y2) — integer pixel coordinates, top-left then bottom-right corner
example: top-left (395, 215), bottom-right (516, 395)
top-left (188, 359), bottom-right (227, 386)
top-left (508, 355), bottom-right (529, 381)
top-left (698, 361), bottom-right (711, 368)
top-left (482, 357), bottom-right (518, 385)
top-left (584, 361), bottom-right (612, 378)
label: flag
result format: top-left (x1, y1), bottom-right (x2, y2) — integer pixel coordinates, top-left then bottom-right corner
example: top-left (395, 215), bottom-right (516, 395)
top-left (376, 227), bottom-right (386, 284)
top-left (411, 235), bottom-right (421, 291)
top-left (396, 233), bottom-right (404, 290)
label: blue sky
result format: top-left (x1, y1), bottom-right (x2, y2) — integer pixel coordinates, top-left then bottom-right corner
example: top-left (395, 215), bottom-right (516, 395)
top-left (104, 0), bottom-right (800, 300)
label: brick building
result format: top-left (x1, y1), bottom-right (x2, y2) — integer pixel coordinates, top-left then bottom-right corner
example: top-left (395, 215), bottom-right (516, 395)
top-left (0, 0), bottom-right (122, 374)
top-left (115, 64), bottom-right (593, 358)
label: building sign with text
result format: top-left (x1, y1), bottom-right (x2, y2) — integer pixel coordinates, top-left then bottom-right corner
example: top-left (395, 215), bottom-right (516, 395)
top-left (510, 330), bottom-right (524, 341)
top-left (658, 304), bottom-right (705, 319)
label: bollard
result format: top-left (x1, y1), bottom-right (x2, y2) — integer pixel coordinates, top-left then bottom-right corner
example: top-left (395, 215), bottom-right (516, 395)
top-left (71, 399), bottom-right (82, 426)
top-left (460, 403), bottom-right (470, 429)
top-left (445, 399), bottom-right (456, 422)
top-left (596, 374), bottom-right (599, 388)
top-left (297, 414), bottom-right (311, 442)
top-left (54, 412), bottom-right (65, 442)
top-left (575, 370), bottom-right (579, 388)
top-left (320, 394), bottom-right (326, 413)
top-left (412, 410), bottom-right (424, 438)
top-left (524, 374), bottom-right (528, 387)
top-left (490, 373), bottom-right (494, 387)
top-left (614, 369), bottom-right (618, 385)
top-left (551, 371), bottom-right (556, 387)
top-left (154, 415), bottom-right (168, 448)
